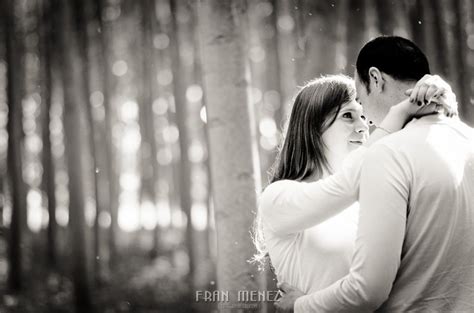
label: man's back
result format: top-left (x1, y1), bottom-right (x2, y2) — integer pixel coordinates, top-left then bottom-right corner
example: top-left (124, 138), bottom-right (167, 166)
top-left (376, 115), bottom-right (474, 312)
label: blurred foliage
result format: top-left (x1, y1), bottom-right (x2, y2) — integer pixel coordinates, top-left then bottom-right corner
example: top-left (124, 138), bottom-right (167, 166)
top-left (0, 0), bottom-right (473, 312)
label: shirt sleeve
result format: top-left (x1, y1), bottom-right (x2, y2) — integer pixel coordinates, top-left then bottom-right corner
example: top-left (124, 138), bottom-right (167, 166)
top-left (294, 143), bottom-right (410, 312)
top-left (260, 147), bottom-right (366, 235)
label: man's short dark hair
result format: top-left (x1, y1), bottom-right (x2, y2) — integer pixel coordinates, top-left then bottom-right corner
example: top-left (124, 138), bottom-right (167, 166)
top-left (356, 36), bottom-right (430, 92)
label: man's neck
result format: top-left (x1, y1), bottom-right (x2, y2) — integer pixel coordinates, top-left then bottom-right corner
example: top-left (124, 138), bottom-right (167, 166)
top-left (390, 80), bottom-right (415, 105)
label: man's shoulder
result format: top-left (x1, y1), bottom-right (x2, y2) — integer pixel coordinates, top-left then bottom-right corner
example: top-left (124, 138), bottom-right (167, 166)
top-left (365, 124), bottom-right (429, 164)
top-left (378, 116), bottom-right (473, 148)
top-left (367, 116), bottom-right (474, 170)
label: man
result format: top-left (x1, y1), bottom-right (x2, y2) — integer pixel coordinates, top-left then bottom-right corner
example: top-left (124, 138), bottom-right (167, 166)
top-left (276, 36), bottom-right (474, 312)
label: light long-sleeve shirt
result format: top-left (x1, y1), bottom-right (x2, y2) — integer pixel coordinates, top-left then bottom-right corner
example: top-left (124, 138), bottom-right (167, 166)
top-left (260, 147), bottom-right (366, 294)
top-left (295, 115), bottom-right (474, 312)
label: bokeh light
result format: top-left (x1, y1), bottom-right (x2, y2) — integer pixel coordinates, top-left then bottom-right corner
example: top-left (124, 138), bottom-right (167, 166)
top-left (157, 69), bottom-right (173, 86)
top-left (200, 106), bottom-right (207, 123)
top-left (120, 172), bottom-right (140, 191)
top-left (249, 46), bottom-right (266, 63)
top-left (162, 125), bottom-right (179, 143)
top-left (188, 141), bottom-right (205, 163)
top-left (90, 91), bottom-right (104, 107)
top-left (153, 33), bottom-right (170, 50)
top-left (171, 208), bottom-right (187, 229)
top-left (259, 117), bottom-right (277, 137)
top-left (277, 15), bottom-right (295, 33)
top-left (186, 85), bottom-right (203, 103)
top-left (156, 200), bottom-right (171, 228)
top-left (153, 97), bottom-right (168, 115)
top-left (120, 100), bottom-right (139, 121)
top-left (112, 60), bottom-right (128, 76)
top-left (140, 200), bottom-right (157, 230)
top-left (98, 211), bottom-right (112, 228)
top-left (118, 204), bottom-right (140, 232)
top-left (56, 206), bottom-right (69, 227)
top-left (27, 189), bottom-right (43, 232)
top-left (157, 148), bottom-right (173, 166)
top-left (191, 203), bottom-right (207, 231)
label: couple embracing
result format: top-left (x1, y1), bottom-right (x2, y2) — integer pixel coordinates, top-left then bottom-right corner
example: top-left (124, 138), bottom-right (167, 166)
top-left (255, 36), bottom-right (474, 312)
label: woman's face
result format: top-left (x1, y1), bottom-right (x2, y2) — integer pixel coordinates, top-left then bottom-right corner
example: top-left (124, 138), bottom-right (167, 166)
top-left (321, 100), bottom-right (369, 173)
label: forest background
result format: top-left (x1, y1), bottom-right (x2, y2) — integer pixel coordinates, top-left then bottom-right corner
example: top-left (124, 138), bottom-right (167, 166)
top-left (0, 0), bottom-right (473, 312)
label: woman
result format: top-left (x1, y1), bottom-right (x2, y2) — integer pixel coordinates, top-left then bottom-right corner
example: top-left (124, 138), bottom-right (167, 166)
top-left (253, 74), bottom-right (450, 295)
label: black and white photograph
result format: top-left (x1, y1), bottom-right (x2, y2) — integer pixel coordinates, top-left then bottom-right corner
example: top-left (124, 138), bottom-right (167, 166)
top-left (0, 0), bottom-right (473, 312)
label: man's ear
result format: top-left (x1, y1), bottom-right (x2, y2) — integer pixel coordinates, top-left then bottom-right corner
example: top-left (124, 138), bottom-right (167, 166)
top-left (368, 67), bottom-right (385, 92)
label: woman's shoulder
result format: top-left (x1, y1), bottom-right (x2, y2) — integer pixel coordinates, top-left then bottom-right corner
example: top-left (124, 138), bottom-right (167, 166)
top-left (260, 180), bottom-right (301, 210)
top-left (262, 179), bottom-right (302, 198)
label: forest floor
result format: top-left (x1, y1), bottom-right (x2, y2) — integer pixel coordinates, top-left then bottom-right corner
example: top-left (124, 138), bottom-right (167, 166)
top-left (0, 252), bottom-right (214, 313)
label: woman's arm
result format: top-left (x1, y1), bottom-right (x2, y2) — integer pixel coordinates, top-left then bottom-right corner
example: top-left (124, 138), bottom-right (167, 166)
top-left (261, 75), bottom-right (456, 235)
top-left (367, 74), bottom-right (457, 145)
top-left (260, 152), bottom-right (362, 235)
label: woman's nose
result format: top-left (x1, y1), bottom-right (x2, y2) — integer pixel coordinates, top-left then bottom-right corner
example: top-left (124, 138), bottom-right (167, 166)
top-left (355, 117), bottom-right (369, 133)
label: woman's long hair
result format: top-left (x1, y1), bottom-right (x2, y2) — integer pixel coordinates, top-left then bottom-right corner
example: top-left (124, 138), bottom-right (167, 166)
top-left (271, 75), bottom-right (356, 182)
top-left (252, 75), bottom-right (356, 270)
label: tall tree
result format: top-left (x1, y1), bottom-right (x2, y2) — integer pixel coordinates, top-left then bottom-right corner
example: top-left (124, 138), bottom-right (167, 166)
top-left (465, 0), bottom-right (474, 125)
top-left (78, 0), bottom-right (107, 283)
top-left (452, 0), bottom-right (474, 125)
top-left (374, 0), bottom-right (402, 35)
top-left (0, 9), bottom-right (4, 233)
top-left (345, 0), bottom-right (369, 75)
top-left (274, 0), bottom-right (298, 125)
top-left (38, 0), bottom-right (58, 270)
top-left (422, 0), bottom-right (451, 78)
top-left (95, 0), bottom-right (119, 268)
top-left (169, 0), bottom-right (197, 289)
top-left (198, 0), bottom-right (263, 310)
top-left (406, 0), bottom-right (427, 51)
top-left (56, 0), bottom-right (93, 309)
top-left (294, 0), bottom-right (346, 83)
top-left (3, 0), bottom-right (27, 292)
top-left (138, 0), bottom-right (159, 230)
top-left (188, 0), bottom-right (218, 281)
top-left (248, 0), bottom-right (283, 186)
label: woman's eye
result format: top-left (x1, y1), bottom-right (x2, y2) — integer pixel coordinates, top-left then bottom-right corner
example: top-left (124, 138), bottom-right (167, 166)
top-left (342, 112), bottom-right (352, 119)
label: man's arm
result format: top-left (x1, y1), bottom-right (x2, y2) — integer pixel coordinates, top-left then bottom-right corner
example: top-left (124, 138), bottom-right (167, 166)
top-left (294, 143), bottom-right (410, 312)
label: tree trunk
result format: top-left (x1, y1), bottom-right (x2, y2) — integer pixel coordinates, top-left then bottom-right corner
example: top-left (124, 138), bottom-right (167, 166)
top-left (75, 0), bottom-right (105, 285)
top-left (3, 0), bottom-right (27, 293)
top-left (198, 0), bottom-right (263, 310)
top-left (0, 11), bottom-right (3, 234)
top-left (56, 0), bottom-right (93, 309)
top-left (294, 1), bottom-right (345, 83)
top-left (169, 0), bottom-right (197, 290)
top-left (247, 2), bottom-right (281, 309)
top-left (406, 0), bottom-right (426, 51)
top-left (452, 0), bottom-right (474, 126)
top-left (345, 0), bottom-right (369, 75)
top-left (374, 0), bottom-right (400, 35)
top-left (95, 0), bottom-right (119, 269)
top-left (39, 0), bottom-right (58, 270)
top-left (187, 0), bottom-right (218, 287)
top-left (248, 0), bottom-right (282, 186)
top-left (424, 0), bottom-right (451, 77)
top-left (465, 0), bottom-right (474, 125)
top-left (138, 0), bottom-right (159, 230)
top-left (274, 0), bottom-right (298, 125)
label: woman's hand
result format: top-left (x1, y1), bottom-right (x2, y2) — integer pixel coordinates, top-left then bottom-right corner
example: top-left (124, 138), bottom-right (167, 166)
top-left (366, 74), bottom-right (457, 147)
top-left (365, 75), bottom-right (458, 146)
top-left (405, 74), bottom-right (458, 118)
top-left (386, 74), bottom-right (457, 129)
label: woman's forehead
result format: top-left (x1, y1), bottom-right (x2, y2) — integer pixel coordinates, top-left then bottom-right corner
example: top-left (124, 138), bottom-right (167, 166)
top-left (341, 100), bottom-right (363, 112)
